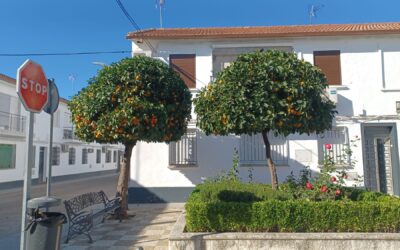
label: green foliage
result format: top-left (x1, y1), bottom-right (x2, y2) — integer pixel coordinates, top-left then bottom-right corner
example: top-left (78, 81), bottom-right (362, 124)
top-left (68, 56), bottom-right (192, 144)
top-left (194, 50), bottom-right (336, 137)
top-left (186, 199), bottom-right (400, 233)
top-left (189, 180), bottom-right (291, 203)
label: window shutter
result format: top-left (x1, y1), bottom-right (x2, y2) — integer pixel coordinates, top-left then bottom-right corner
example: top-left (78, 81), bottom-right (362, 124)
top-left (169, 54), bottom-right (196, 88)
top-left (314, 50), bottom-right (341, 85)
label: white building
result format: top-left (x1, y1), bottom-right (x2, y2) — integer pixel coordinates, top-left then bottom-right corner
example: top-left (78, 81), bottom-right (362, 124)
top-left (126, 22), bottom-right (400, 203)
top-left (0, 74), bottom-right (124, 187)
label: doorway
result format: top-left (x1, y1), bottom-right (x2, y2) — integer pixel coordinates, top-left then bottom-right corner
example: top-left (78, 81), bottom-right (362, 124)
top-left (362, 125), bottom-right (399, 195)
top-left (38, 146), bottom-right (47, 183)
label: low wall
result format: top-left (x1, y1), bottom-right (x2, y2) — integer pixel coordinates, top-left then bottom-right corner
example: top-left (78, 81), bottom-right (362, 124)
top-left (169, 213), bottom-right (400, 250)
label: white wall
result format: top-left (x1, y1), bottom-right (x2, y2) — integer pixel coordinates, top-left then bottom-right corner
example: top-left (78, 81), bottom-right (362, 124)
top-left (130, 34), bottom-right (400, 189)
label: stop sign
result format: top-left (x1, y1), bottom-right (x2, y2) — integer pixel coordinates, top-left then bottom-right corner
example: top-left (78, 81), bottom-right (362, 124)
top-left (16, 59), bottom-right (49, 113)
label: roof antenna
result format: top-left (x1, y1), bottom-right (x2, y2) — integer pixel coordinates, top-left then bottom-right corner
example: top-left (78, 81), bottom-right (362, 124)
top-left (155, 0), bottom-right (165, 28)
top-left (308, 4), bottom-right (324, 24)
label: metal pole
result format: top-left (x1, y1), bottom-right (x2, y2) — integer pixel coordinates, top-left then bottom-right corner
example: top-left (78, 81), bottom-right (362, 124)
top-left (46, 80), bottom-right (53, 197)
top-left (20, 112), bottom-right (34, 250)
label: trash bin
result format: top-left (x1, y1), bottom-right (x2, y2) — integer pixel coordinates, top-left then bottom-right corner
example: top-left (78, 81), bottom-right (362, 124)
top-left (25, 197), bottom-right (66, 250)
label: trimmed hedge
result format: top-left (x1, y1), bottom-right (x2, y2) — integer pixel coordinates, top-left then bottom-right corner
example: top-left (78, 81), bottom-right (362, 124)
top-left (185, 181), bottom-right (400, 232)
top-left (186, 200), bottom-right (400, 232)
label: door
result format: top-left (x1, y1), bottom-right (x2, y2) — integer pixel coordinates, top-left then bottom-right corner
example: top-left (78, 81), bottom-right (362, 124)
top-left (363, 126), bottom-right (394, 194)
top-left (38, 147), bottom-right (47, 183)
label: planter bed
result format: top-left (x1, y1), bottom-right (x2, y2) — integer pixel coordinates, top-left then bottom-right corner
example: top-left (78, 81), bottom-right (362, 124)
top-left (169, 212), bottom-right (400, 250)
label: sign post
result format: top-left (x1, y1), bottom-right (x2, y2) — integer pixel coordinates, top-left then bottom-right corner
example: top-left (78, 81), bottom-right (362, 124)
top-left (43, 79), bottom-right (59, 198)
top-left (17, 59), bottom-right (49, 250)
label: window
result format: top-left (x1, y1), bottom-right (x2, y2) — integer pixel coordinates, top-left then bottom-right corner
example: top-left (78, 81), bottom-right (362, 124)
top-left (68, 147), bottom-right (76, 165)
top-left (169, 54), bottom-right (196, 88)
top-left (239, 132), bottom-right (288, 166)
top-left (313, 50), bottom-right (341, 85)
top-left (317, 127), bottom-right (350, 166)
top-left (51, 146), bottom-right (60, 166)
top-left (105, 150), bottom-right (111, 163)
top-left (113, 150), bottom-right (117, 163)
top-left (82, 148), bottom-right (88, 164)
top-left (96, 149), bottom-right (101, 164)
top-left (0, 144), bottom-right (16, 169)
top-left (169, 129), bottom-right (198, 166)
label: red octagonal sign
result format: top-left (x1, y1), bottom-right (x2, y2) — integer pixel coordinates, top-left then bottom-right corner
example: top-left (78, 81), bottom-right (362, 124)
top-left (16, 59), bottom-right (49, 113)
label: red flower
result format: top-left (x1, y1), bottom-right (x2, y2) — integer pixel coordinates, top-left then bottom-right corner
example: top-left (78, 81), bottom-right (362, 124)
top-left (325, 144), bottom-right (332, 150)
top-left (335, 189), bottom-right (341, 196)
top-left (321, 185), bottom-right (327, 193)
top-left (330, 176), bottom-right (337, 183)
top-left (306, 182), bottom-right (313, 190)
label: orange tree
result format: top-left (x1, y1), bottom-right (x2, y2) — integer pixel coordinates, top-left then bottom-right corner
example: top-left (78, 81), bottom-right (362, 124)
top-left (194, 50), bottom-right (336, 189)
top-left (68, 56), bottom-right (192, 216)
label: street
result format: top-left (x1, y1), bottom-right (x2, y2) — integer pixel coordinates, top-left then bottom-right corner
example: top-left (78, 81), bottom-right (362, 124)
top-left (0, 173), bottom-right (119, 250)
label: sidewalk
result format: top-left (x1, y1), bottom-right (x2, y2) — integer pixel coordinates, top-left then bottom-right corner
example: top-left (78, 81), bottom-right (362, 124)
top-left (62, 203), bottom-right (184, 250)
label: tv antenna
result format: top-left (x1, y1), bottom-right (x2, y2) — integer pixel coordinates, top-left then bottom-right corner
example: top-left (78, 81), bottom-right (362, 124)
top-left (155, 0), bottom-right (165, 28)
top-left (68, 74), bottom-right (77, 95)
top-left (308, 4), bottom-right (324, 24)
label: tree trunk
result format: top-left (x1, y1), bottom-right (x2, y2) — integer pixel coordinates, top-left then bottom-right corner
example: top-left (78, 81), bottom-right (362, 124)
top-left (116, 142), bottom-right (135, 219)
top-left (261, 130), bottom-right (278, 189)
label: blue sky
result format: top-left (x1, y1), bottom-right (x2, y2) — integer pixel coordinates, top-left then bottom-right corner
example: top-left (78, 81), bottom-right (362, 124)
top-left (1, 0), bottom-right (400, 99)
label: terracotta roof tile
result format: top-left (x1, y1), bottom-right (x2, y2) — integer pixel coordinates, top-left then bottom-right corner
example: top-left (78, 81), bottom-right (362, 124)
top-left (0, 73), bottom-right (16, 84)
top-left (127, 22), bottom-right (400, 40)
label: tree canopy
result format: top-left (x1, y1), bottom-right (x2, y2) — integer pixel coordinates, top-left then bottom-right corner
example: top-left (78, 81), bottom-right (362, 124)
top-left (68, 56), bottom-right (192, 145)
top-left (194, 50), bottom-right (336, 188)
top-left (194, 50), bottom-right (336, 137)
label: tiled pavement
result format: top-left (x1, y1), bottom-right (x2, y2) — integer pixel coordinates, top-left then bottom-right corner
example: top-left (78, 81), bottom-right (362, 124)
top-left (61, 203), bottom-right (184, 250)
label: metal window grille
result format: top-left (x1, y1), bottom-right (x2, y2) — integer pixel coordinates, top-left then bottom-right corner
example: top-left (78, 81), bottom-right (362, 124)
top-left (68, 147), bottom-right (76, 165)
top-left (51, 147), bottom-right (60, 166)
top-left (317, 127), bottom-right (350, 165)
top-left (239, 132), bottom-right (289, 166)
top-left (105, 150), bottom-right (111, 163)
top-left (82, 148), bottom-right (88, 164)
top-left (96, 149), bottom-right (101, 164)
top-left (169, 129), bottom-right (198, 166)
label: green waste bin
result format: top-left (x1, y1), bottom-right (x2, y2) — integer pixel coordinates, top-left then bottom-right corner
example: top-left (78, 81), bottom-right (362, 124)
top-left (25, 197), bottom-right (66, 250)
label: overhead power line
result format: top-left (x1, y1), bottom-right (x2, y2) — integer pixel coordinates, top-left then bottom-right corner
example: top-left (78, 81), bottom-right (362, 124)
top-left (0, 50), bottom-right (132, 57)
top-left (115, 0), bottom-right (156, 52)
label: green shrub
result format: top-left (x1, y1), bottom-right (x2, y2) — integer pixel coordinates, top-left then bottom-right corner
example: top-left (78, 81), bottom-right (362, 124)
top-left (185, 199), bottom-right (400, 233)
top-left (191, 180), bottom-right (292, 202)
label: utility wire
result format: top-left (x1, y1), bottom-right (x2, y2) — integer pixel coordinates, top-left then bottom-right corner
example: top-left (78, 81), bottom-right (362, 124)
top-left (115, 0), bottom-right (156, 52)
top-left (0, 50), bottom-right (132, 57)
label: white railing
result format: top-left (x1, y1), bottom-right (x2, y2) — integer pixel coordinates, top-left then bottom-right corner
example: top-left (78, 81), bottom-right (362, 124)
top-left (63, 127), bottom-right (79, 140)
top-left (318, 127), bottom-right (350, 166)
top-left (0, 111), bottom-right (26, 134)
top-left (169, 129), bottom-right (198, 166)
top-left (239, 133), bottom-right (289, 166)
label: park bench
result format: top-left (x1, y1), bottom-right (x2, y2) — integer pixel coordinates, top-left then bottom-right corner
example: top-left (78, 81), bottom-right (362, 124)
top-left (64, 190), bottom-right (121, 243)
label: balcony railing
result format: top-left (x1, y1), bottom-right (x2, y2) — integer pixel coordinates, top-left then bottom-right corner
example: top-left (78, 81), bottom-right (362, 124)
top-left (0, 111), bottom-right (26, 134)
top-left (63, 127), bottom-right (79, 140)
